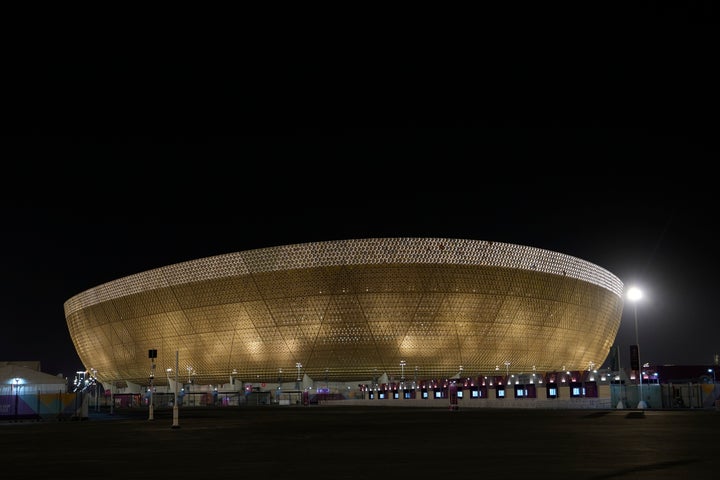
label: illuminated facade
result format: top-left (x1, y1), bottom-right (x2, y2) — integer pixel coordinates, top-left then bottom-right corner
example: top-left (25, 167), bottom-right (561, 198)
top-left (64, 238), bottom-right (624, 388)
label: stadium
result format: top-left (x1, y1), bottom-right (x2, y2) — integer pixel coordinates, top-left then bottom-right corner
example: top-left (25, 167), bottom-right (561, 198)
top-left (64, 237), bottom-right (624, 406)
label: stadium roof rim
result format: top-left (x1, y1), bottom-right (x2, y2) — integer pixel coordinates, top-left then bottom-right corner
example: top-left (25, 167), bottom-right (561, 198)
top-left (64, 237), bottom-right (624, 317)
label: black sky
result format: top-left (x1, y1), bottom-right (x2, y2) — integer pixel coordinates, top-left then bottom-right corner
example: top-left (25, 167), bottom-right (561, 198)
top-left (1, 128), bottom-right (717, 379)
top-left (2, 5), bottom-right (717, 378)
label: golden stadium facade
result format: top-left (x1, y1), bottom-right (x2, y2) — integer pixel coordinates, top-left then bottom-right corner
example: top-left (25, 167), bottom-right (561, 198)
top-left (64, 238), bottom-right (624, 388)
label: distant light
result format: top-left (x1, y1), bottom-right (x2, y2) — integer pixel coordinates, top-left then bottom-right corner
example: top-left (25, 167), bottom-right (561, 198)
top-left (627, 286), bottom-right (642, 302)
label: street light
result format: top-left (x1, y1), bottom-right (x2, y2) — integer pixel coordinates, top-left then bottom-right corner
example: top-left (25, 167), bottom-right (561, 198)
top-left (13, 378), bottom-right (20, 422)
top-left (708, 368), bottom-right (716, 384)
top-left (399, 360), bottom-right (406, 387)
top-left (627, 286), bottom-right (647, 409)
top-left (148, 349), bottom-right (157, 421)
top-left (296, 363), bottom-right (302, 391)
top-left (504, 361), bottom-right (511, 384)
top-left (90, 368), bottom-right (99, 412)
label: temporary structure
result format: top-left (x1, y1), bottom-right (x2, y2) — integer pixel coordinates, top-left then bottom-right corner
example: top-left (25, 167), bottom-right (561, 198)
top-left (0, 361), bottom-right (67, 395)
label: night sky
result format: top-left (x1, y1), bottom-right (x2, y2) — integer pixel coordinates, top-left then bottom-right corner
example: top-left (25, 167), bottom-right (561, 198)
top-left (1, 128), bottom-right (716, 379)
top-left (2, 7), bottom-right (717, 379)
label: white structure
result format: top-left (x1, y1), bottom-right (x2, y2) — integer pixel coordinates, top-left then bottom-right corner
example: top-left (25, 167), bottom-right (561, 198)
top-left (0, 361), bottom-right (68, 395)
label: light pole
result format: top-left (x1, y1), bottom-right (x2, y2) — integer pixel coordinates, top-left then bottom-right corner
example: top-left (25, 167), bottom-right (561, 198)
top-left (627, 286), bottom-right (646, 409)
top-left (13, 378), bottom-right (20, 422)
top-left (166, 367), bottom-right (174, 409)
top-left (399, 360), bottom-right (406, 388)
top-left (90, 368), bottom-right (99, 412)
top-left (172, 350), bottom-right (180, 429)
top-left (148, 349), bottom-right (157, 420)
top-left (504, 361), bottom-right (511, 384)
top-left (296, 362), bottom-right (302, 391)
top-left (709, 368), bottom-right (716, 384)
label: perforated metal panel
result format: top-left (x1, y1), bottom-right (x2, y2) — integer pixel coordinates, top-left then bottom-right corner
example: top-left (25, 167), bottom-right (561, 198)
top-left (64, 238), bottom-right (624, 385)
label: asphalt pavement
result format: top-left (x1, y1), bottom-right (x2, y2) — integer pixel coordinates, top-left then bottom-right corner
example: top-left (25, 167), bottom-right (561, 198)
top-left (2, 405), bottom-right (719, 478)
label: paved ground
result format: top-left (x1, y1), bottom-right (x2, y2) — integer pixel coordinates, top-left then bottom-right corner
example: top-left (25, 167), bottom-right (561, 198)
top-left (2, 405), bottom-right (719, 478)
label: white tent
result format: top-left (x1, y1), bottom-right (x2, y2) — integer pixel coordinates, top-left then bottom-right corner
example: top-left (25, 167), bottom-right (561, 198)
top-left (0, 362), bottom-right (67, 394)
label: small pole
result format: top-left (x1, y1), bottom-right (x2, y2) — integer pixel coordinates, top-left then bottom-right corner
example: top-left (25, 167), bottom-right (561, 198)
top-left (172, 350), bottom-right (180, 429)
top-left (148, 349), bottom-right (157, 421)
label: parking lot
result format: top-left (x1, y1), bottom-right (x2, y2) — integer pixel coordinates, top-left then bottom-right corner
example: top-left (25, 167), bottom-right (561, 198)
top-left (3, 405), bottom-right (719, 478)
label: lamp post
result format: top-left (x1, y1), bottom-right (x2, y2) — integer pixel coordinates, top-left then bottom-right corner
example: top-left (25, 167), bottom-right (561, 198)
top-left (172, 350), bottom-right (180, 429)
top-left (166, 367), bottom-right (174, 409)
top-left (399, 360), bottom-right (406, 388)
top-left (504, 361), bottom-right (511, 384)
top-left (627, 286), bottom-right (646, 409)
top-left (90, 368), bottom-right (99, 412)
top-left (148, 349), bottom-right (157, 421)
top-left (14, 378), bottom-right (20, 422)
top-left (709, 368), bottom-right (716, 384)
top-left (296, 362), bottom-right (302, 391)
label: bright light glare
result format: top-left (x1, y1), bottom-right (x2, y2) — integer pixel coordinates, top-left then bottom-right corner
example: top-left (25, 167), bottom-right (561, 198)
top-left (627, 286), bottom-right (642, 302)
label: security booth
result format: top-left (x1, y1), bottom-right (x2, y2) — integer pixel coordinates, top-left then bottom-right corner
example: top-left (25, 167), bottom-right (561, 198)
top-left (527, 383), bottom-right (538, 398)
top-left (378, 384), bottom-right (389, 399)
top-left (569, 381), bottom-right (584, 398)
top-left (524, 383), bottom-right (537, 398)
top-left (390, 382), bottom-right (400, 399)
top-left (469, 385), bottom-right (488, 399)
top-left (546, 382), bottom-right (558, 399)
top-left (583, 381), bottom-right (598, 397)
top-left (403, 388), bottom-right (416, 399)
top-left (448, 382), bottom-right (459, 410)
